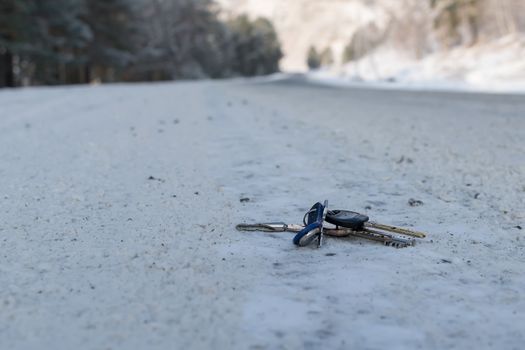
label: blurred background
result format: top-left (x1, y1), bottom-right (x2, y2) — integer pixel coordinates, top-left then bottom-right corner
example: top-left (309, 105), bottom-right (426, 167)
top-left (2, 0), bottom-right (525, 89)
top-left (0, 0), bottom-right (283, 87)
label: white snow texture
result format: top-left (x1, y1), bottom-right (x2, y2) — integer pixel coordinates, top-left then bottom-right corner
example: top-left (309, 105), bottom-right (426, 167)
top-left (0, 77), bottom-right (524, 349)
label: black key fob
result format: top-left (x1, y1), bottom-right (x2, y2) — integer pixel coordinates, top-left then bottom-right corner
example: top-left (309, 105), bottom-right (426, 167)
top-left (326, 210), bottom-right (369, 230)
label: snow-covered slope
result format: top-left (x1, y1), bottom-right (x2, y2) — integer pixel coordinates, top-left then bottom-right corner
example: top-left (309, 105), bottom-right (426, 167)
top-left (218, 0), bottom-right (525, 91)
top-left (311, 33), bottom-right (525, 92)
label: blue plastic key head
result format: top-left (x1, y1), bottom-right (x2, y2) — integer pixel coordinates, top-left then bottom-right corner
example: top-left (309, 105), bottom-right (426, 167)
top-left (293, 222), bottom-right (321, 246)
top-left (293, 201), bottom-right (327, 247)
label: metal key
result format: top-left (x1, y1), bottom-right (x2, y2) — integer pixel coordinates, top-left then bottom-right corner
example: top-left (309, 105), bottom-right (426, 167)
top-left (366, 222), bottom-right (426, 238)
top-left (349, 227), bottom-right (415, 248)
top-left (326, 210), bottom-right (427, 238)
top-left (235, 222), bottom-right (415, 248)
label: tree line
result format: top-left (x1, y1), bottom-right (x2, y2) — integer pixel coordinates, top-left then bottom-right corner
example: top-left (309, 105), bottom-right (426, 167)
top-left (0, 0), bottom-right (283, 88)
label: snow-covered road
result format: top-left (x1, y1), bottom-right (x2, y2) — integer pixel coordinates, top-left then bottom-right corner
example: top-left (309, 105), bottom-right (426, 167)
top-left (1, 77), bottom-right (524, 349)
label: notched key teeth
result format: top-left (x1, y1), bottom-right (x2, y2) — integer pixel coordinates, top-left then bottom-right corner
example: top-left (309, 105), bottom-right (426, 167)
top-left (384, 239), bottom-right (414, 248)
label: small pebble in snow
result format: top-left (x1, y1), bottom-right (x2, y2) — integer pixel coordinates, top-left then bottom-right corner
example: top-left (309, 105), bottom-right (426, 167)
top-left (194, 191), bottom-right (199, 195)
top-left (440, 259), bottom-right (452, 264)
top-left (408, 198), bottom-right (424, 207)
top-left (474, 193), bottom-right (480, 199)
top-left (148, 176), bottom-right (165, 182)
top-left (516, 225), bottom-right (522, 230)
top-left (240, 197), bottom-right (250, 203)
top-left (325, 253), bottom-right (336, 256)
top-left (397, 155), bottom-right (414, 164)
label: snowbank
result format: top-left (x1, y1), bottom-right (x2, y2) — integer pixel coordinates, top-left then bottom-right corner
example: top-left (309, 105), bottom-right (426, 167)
top-left (312, 34), bottom-right (525, 93)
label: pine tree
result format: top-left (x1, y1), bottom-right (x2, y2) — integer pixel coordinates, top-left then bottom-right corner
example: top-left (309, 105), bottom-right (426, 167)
top-left (0, 0), bottom-right (39, 86)
top-left (216, 15), bottom-right (282, 77)
top-left (0, 0), bottom-right (93, 85)
top-left (307, 46), bottom-right (320, 69)
top-left (83, 0), bottom-right (137, 82)
top-left (32, 0), bottom-right (92, 84)
top-left (136, 0), bottom-right (224, 79)
top-left (342, 42), bottom-right (356, 63)
top-left (250, 17), bottom-right (282, 75)
top-left (1, 0), bottom-right (284, 86)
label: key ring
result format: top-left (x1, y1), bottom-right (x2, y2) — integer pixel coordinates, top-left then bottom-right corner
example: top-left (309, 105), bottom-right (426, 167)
top-left (236, 200), bottom-right (427, 248)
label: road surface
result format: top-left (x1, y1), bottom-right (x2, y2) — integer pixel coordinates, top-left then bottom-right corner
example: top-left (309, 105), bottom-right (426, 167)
top-left (0, 76), bottom-right (524, 349)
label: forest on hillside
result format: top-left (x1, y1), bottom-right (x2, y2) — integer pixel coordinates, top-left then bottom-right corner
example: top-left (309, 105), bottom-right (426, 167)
top-left (0, 0), bottom-right (282, 87)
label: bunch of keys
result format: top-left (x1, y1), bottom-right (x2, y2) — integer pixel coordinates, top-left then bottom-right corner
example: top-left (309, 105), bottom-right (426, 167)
top-left (236, 200), bottom-right (427, 248)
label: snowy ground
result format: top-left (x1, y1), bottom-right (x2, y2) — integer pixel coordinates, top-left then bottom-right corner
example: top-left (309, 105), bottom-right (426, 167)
top-left (0, 77), bottom-right (524, 349)
top-left (315, 34), bottom-right (525, 94)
